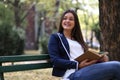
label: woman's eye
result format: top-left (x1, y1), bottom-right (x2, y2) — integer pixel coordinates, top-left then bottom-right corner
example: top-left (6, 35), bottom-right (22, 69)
top-left (69, 18), bottom-right (74, 21)
top-left (63, 17), bottom-right (74, 21)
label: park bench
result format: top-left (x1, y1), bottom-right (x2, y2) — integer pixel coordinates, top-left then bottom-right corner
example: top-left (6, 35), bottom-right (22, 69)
top-left (0, 54), bottom-right (52, 80)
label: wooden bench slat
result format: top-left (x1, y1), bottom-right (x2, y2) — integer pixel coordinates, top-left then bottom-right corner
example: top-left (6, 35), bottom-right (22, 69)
top-left (0, 54), bottom-right (50, 62)
top-left (0, 63), bottom-right (52, 73)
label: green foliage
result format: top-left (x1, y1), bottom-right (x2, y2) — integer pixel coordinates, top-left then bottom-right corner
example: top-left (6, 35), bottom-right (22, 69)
top-left (39, 35), bottom-right (49, 54)
top-left (0, 23), bottom-right (25, 56)
top-left (0, 1), bottom-right (25, 56)
top-left (0, 2), bottom-right (14, 25)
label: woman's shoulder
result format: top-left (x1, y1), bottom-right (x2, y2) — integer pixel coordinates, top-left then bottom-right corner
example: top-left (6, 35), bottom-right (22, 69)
top-left (50, 32), bottom-right (58, 37)
top-left (50, 32), bottom-right (63, 37)
top-left (49, 33), bottom-right (60, 43)
top-left (49, 32), bottom-right (65, 42)
top-left (49, 33), bottom-right (59, 40)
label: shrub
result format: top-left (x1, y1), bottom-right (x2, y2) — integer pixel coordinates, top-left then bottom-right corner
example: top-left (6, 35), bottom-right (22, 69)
top-left (39, 35), bottom-right (49, 54)
top-left (0, 23), bottom-right (25, 56)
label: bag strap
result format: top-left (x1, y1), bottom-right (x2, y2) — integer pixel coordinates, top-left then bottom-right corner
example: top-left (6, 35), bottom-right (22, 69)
top-left (57, 33), bottom-right (71, 58)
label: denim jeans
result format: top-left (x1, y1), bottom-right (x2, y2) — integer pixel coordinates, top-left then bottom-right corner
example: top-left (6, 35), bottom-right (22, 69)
top-left (68, 61), bottom-right (120, 80)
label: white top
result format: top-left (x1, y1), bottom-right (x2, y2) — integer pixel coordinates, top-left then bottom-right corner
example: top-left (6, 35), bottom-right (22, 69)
top-left (62, 38), bottom-right (84, 80)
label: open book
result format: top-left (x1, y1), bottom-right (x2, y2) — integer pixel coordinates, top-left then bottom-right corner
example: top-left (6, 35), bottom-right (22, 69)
top-left (75, 50), bottom-right (107, 62)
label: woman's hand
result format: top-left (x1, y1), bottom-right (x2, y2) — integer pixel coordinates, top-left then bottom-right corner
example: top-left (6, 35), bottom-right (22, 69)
top-left (78, 59), bottom-right (98, 69)
top-left (99, 52), bottom-right (109, 62)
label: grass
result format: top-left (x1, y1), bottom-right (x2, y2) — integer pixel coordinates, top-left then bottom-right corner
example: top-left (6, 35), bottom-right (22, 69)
top-left (4, 69), bottom-right (60, 80)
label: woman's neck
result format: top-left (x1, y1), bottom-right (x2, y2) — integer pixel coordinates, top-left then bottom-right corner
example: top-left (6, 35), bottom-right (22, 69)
top-left (63, 31), bottom-right (72, 39)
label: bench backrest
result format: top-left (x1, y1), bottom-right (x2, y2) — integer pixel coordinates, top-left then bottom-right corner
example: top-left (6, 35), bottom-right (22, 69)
top-left (0, 54), bottom-right (52, 80)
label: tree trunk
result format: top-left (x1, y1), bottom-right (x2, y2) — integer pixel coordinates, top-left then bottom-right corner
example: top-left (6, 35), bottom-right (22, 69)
top-left (99, 0), bottom-right (120, 61)
top-left (25, 4), bottom-right (36, 50)
top-left (13, 0), bottom-right (21, 27)
top-left (54, 0), bottom-right (60, 17)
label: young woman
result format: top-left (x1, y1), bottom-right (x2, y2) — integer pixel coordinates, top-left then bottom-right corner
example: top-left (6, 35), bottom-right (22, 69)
top-left (48, 9), bottom-right (120, 80)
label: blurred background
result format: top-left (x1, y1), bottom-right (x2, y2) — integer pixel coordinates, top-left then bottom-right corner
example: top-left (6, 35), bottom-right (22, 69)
top-left (1, 0), bottom-right (120, 80)
top-left (0, 0), bottom-right (99, 56)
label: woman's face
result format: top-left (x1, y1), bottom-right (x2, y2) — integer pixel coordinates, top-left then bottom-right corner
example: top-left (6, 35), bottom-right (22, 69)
top-left (62, 12), bottom-right (75, 32)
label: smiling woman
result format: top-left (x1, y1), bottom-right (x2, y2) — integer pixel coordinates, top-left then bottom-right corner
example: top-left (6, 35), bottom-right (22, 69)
top-left (48, 9), bottom-right (120, 80)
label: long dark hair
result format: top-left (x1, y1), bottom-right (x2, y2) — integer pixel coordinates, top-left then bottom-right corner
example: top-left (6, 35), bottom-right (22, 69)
top-left (58, 9), bottom-right (88, 51)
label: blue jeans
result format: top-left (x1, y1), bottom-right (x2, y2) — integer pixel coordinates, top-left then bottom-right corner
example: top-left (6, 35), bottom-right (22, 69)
top-left (68, 61), bottom-right (120, 80)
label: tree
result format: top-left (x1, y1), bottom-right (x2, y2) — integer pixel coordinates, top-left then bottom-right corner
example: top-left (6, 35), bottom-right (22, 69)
top-left (0, 0), bottom-right (24, 27)
top-left (99, 0), bottom-right (120, 61)
top-left (0, 2), bottom-right (24, 56)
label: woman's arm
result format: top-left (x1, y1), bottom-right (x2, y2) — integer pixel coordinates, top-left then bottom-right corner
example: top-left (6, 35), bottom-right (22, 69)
top-left (48, 34), bottom-right (78, 69)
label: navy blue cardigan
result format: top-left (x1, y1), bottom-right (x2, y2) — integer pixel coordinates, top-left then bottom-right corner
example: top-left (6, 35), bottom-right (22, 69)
top-left (48, 33), bottom-right (78, 77)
